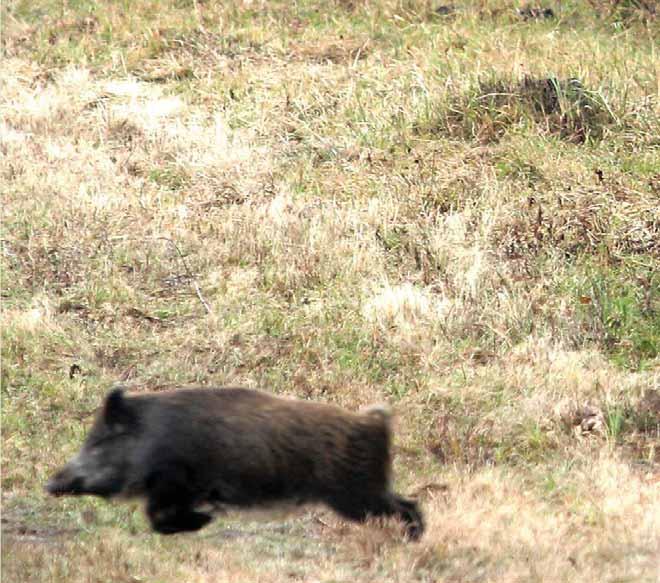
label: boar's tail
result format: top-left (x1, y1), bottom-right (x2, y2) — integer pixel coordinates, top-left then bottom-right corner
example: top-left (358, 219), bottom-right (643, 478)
top-left (360, 403), bottom-right (392, 425)
top-left (361, 404), bottom-right (393, 466)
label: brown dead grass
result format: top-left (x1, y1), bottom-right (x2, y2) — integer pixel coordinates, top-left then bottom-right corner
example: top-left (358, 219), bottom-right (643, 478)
top-left (2, 1), bottom-right (659, 581)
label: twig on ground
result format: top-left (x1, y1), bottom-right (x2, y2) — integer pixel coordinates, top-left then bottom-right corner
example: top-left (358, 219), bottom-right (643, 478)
top-left (165, 238), bottom-right (213, 315)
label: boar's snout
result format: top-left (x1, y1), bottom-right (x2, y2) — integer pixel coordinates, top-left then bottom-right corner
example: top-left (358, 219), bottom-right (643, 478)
top-left (46, 462), bottom-right (86, 497)
top-left (45, 452), bottom-right (126, 499)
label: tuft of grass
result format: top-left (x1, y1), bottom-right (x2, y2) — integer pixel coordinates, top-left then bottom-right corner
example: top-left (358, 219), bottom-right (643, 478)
top-left (587, 0), bottom-right (658, 23)
top-left (416, 75), bottom-right (620, 144)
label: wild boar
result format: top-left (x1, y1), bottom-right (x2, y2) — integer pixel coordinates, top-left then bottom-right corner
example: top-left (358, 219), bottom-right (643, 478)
top-left (46, 387), bottom-right (424, 540)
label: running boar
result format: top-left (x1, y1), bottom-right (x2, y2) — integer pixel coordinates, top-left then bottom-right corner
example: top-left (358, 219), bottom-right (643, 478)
top-left (46, 387), bottom-right (424, 540)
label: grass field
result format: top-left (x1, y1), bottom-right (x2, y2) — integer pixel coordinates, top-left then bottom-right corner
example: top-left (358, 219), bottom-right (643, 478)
top-left (1, 0), bottom-right (659, 581)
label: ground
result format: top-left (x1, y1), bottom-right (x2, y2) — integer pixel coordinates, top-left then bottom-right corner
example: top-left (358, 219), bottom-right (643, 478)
top-left (1, 0), bottom-right (658, 581)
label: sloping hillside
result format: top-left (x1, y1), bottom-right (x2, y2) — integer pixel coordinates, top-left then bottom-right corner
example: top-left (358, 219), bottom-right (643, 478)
top-left (2, 1), bottom-right (658, 581)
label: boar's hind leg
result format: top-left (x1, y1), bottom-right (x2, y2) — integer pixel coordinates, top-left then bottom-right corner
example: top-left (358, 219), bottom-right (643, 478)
top-left (145, 464), bottom-right (212, 535)
top-left (389, 494), bottom-right (424, 540)
top-left (327, 492), bottom-right (424, 541)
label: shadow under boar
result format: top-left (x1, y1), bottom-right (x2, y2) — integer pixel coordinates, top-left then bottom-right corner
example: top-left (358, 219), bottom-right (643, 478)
top-left (46, 387), bottom-right (424, 540)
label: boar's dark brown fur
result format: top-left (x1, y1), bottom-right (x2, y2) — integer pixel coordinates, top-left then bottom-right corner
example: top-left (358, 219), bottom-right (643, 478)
top-left (47, 387), bottom-right (424, 540)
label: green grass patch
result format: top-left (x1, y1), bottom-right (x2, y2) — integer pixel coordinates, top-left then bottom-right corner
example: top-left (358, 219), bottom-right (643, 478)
top-left (562, 259), bottom-right (659, 368)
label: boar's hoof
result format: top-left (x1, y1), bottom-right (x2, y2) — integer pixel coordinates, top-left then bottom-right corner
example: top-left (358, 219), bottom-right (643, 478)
top-left (395, 496), bottom-right (425, 541)
top-left (405, 519), bottom-right (424, 541)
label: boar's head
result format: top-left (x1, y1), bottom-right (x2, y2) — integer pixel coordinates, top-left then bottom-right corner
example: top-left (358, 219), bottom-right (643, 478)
top-left (46, 388), bottom-right (138, 499)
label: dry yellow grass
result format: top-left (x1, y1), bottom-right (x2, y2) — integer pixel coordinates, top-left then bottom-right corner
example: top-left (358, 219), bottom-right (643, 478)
top-left (2, 0), bottom-right (659, 581)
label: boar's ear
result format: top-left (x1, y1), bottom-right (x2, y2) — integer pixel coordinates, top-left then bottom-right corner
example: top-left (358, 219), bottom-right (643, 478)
top-left (103, 388), bottom-right (136, 428)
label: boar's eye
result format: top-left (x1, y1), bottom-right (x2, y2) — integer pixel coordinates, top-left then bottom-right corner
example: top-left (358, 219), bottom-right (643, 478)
top-left (87, 434), bottom-right (114, 450)
top-left (87, 425), bottom-right (128, 450)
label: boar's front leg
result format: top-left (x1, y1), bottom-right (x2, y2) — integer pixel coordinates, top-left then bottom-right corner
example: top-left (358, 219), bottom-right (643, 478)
top-left (145, 463), bottom-right (212, 535)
